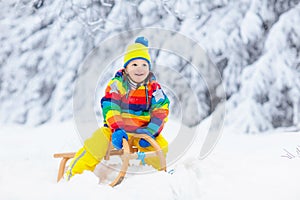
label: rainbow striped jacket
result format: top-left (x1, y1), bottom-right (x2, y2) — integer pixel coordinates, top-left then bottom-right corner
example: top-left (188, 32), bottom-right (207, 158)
top-left (100, 69), bottom-right (170, 137)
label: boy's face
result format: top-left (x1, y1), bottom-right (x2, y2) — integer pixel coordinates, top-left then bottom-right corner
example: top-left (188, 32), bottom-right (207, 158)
top-left (125, 59), bottom-right (150, 83)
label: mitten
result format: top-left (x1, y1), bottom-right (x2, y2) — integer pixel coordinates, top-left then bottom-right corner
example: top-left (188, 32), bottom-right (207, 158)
top-left (112, 129), bottom-right (128, 150)
top-left (135, 128), bottom-right (155, 148)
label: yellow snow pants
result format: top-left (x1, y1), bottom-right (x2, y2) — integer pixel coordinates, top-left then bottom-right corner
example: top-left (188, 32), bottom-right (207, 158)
top-left (65, 127), bottom-right (168, 180)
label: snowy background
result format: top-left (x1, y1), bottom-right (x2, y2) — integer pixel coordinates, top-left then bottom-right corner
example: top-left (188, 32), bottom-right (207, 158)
top-left (0, 0), bottom-right (300, 199)
top-left (1, 0), bottom-right (300, 132)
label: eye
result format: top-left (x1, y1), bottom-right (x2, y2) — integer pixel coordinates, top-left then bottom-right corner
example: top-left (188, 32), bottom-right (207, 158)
top-left (132, 63), bottom-right (138, 67)
top-left (142, 64), bottom-right (148, 67)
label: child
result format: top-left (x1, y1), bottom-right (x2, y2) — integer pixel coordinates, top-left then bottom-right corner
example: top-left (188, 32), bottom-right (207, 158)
top-left (65, 36), bottom-right (170, 180)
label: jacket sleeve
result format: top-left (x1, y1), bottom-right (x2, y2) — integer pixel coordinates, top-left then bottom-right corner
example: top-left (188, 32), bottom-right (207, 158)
top-left (146, 82), bottom-right (170, 137)
top-left (100, 78), bottom-right (125, 130)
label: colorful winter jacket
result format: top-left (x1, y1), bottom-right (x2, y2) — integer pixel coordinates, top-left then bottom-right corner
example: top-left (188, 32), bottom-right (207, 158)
top-left (100, 69), bottom-right (170, 137)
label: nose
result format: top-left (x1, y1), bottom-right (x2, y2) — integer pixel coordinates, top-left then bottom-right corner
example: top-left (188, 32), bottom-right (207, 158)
top-left (137, 63), bottom-right (144, 68)
top-left (135, 64), bottom-right (145, 71)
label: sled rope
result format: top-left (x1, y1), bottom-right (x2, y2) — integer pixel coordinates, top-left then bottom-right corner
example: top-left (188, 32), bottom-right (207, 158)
top-left (137, 152), bottom-right (146, 165)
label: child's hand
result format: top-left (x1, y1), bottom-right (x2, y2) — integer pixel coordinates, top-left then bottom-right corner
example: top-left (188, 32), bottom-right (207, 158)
top-left (135, 128), bottom-right (155, 148)
top-left (139, 138), bottom-right (153, 148)
top-left (112, 129), bottom-right (128, 150)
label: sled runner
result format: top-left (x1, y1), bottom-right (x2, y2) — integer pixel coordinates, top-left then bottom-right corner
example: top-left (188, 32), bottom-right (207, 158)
top-left (53, 133), bottom-right (166, 187)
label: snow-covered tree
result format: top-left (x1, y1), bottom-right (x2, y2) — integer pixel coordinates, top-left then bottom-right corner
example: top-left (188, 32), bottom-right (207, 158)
top-left (1, 0), bottom-right (300, 133)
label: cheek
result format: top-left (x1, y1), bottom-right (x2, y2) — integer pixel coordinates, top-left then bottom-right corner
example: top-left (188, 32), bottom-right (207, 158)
top-left (142, 68), bottom-right (150, 74)
top-left (127, 69), bottom-right (136, 76)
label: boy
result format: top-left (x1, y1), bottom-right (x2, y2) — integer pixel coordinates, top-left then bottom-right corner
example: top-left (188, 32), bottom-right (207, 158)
top-left (65, 36), bottom-right (170, 180)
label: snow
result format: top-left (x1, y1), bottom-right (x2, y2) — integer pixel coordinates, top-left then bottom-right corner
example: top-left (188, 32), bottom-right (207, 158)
top-left (0, 119), bottom-right (299, 199)
top-left (1, 1), bottom-right (300, 197)
top-left (240, 10), bottom-right (264, 44)
top-left (1, 0), bottom-right (299, 133)
top-left (230, 3), bottom-right (300, 131)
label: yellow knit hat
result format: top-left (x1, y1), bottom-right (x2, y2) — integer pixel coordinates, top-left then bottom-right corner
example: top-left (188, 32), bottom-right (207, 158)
top-left (123, 36), bottom-right (151, 69)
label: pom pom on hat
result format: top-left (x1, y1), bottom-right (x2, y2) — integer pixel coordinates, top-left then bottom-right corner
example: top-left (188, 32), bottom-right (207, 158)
top-left (135, 36), bottom-right (148, 47)
top-left (123, 36), bottom-right (151, 69)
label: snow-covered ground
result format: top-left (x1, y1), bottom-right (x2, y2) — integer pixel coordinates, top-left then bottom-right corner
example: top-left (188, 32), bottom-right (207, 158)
top-left (0, 119), bottom-right (299, 200)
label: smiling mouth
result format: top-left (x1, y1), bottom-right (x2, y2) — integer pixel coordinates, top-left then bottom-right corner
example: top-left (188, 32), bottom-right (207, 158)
top-left (135, 74), bottom-right (144, 76)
